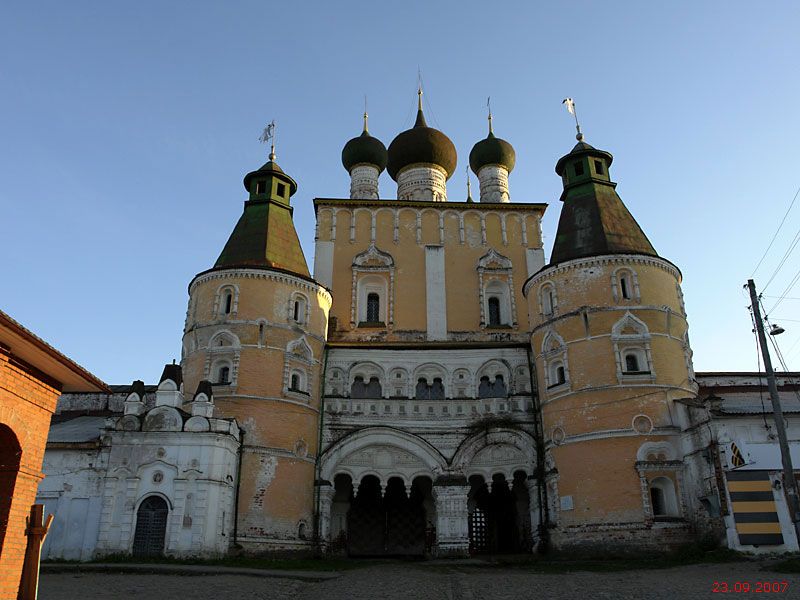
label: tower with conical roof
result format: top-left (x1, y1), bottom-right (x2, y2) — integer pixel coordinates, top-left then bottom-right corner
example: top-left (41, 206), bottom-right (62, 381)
top-left (523, 132), bottom-right (697, 553)
top-left (181, 144), bottom-right (331, 552)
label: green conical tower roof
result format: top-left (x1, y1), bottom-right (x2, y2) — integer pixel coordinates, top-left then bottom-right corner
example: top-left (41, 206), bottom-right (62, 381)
top-left (550, 140), bottom-right (657, 265)
top-left (213, 157), bottom-right (309, 276)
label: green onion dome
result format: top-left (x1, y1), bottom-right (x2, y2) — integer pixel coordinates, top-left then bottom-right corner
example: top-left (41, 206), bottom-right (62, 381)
top-left (469, 131), bottom-right (516, 175)
top-left (387, 104), bottom-right (457, 181)
top-left (342, 127), bottom-right (388, 173)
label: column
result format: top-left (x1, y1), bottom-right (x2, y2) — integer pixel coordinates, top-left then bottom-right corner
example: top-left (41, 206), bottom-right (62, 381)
top-left (432, 483), bottom-right (471, 556)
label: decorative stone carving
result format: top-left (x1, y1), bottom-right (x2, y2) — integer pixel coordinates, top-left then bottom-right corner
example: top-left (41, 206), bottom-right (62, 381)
top-left (432, 484), bottom-right (471, 556)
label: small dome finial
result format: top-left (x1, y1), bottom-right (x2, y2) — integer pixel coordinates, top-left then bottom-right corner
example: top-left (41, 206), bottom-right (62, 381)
top-left (466, 165), bottom-right (474, 202)
top-left (363, 95), bottom-right (369, 133)
top-left (487, 96), bottom-right (494, 135)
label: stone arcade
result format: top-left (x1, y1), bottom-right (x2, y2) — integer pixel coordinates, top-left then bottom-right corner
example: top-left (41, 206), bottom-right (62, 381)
top-left (37, 95), bottom-right (800, 559)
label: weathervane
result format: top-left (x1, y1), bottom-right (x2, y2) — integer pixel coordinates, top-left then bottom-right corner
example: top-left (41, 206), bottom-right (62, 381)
top-left (259, 120), bottom-right (276, 160)
top-left (562, 98), bottom-right (583, 141)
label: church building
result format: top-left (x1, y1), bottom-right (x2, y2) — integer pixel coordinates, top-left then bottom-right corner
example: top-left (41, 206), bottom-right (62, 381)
top-left (36, 93), bottom-right (800, 559)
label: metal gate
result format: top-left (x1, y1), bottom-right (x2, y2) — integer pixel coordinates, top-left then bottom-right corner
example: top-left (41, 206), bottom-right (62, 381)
top-left (347, 478), bottom-right (425, 556)
top-left (132, 496), bottom-right (168, 556)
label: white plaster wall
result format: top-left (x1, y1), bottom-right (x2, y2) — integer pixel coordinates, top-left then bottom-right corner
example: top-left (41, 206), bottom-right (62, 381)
top-left (349, 164), bottom-right (380, 199)
top-left (425, 245), bottom-right (447, 341)
top-left (478, 165), bottom-right (510, 203)
top-left (313, 241), bottom-right (334, 289)
top-left (397, 166), bottom-right (447, 202)
top-left (525, 248), bottom-right (545, 277)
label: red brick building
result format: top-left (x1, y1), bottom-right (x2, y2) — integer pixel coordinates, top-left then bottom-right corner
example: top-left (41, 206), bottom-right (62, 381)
top-left (0, 310), bottom-right (107, 599)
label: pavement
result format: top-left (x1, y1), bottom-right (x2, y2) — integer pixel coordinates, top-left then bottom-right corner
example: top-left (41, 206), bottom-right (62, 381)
top-left (38, 558), bottom-right (800, 600)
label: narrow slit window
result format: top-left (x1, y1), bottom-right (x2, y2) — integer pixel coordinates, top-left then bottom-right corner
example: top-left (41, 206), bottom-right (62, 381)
top-left (594, 160), bottom-right (604, 175)
top-left (366, 293), bottom-right (380, 322)
top-left (277, 183), bottom-right (286, 197)
top-left (293, 300), bottom-right (300, 322)
top-left (218, 366), bottom-right (230, 384)
top-left (256, 181), bottom-right (266, 194)
top-left (556, 366), bottom-right (566, 385)
top-left (620, 275), bottom-right (630, 299)
top-left (488, 297), bottom-right (501, 325)
top-left (224, 293), bottom-right (233, 314)
top-left (573, 161), bottom-right (584, 176)
top-left (291, 373), bottom-right (301, 391)
top-left (625, 353), bottom-right (640, 372)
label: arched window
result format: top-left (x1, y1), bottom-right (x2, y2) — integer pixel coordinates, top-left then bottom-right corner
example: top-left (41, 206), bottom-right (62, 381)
top-left (290, 373), bottom-right (301, 391)
top-left (491, 375), bottom-right (506, 398)
top-left (539, 283), bottom-right (556, 317)
top-left (292, 294), bottom-right (307, 324)
top-left (488, 297), bottom-right (501, 326)
top-left (351, 376), bottom-right (365, 399)
top-left (366, 293), bottom-right (380, 322)
top-left (223, 292), bottom-right (233, 314)
top-left (365, 377), bottom-right (381, 398)
top-left (625, 353), bottom-right (640, 372)
top-left (478, 376), bottom-right (491, 398)
top-left (217, 366), bottom-right (230, 384)
top-left (431, 377), bottom-right (444, 400)
top-left (416, 378), bottom-right (429, 400)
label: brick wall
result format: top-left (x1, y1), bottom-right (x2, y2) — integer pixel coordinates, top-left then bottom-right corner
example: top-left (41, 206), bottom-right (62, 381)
top-left (0, 345), bottom-right (60, 599)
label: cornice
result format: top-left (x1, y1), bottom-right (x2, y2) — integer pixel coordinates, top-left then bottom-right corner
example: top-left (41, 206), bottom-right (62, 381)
top-left (523, 254), bottom-right (681, 297)
top-left (189, 267), bottom-right (332, 307)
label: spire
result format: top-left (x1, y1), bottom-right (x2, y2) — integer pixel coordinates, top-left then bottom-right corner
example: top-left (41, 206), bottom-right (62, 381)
top-left (259, 121), bottom-right (277, 160)
top-left (466, 166), bottom-right (474, 203)
top-left (487, 96), bottom-right (494, 136)
top-left (363, 96), bottom-right (369, 134)
top-left (562, 98), bottom-right (583, 142)
top-left (414, 88), bottom-right (427, 128)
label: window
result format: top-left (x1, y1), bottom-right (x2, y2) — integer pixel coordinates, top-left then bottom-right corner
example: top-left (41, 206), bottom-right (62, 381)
top-left (431, 378), bottom-right (444, 400)
top-left (488, 297), bottom-right (501, 326)
top-left (594, 160), bottom-right (604, 175)
top-left (277, 183), bottom-right (286, 197)
top-left (291, 373), bottom-right (300, 390)
top-left (625, 353), bottom-right (640, 373)
top-left (256, 181), bottom-right (265, 194)
top-left (548, 359), bottom-right (567, 388)
top-left (620, 274), bottom-right (631, 300)
top-left (366, 293), bottom-right (380, 322)
top-left (573, 161), bottom-right (584, 176)
top-left (416, 378), bottom-right (429, 400)
top-left (556, 366), bottom-right (565, 385)
top-left (539, 283), bottom-right (557, 318)
top-left (217, 366), bottom-right (230, 384)
top-left (223, 292), bottom-right (232, 314)
top-left (648, 476), bottom-right (679, 518)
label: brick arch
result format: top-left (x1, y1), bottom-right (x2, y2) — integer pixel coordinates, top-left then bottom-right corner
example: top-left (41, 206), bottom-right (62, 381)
top-left (0, 405), bottom-right (30, 445)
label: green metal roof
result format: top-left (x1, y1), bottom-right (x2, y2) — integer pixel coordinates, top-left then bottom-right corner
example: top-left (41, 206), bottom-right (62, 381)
top-left (550, 141), bottom-right (656, 265)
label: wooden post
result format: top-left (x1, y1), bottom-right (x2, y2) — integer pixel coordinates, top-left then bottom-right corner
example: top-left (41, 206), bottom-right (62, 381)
top-left (17, 504), bottom-right (53, 600)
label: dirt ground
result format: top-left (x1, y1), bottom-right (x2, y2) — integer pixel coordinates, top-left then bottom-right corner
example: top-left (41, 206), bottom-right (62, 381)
top-left (38, 561), bottom-right (800, 600)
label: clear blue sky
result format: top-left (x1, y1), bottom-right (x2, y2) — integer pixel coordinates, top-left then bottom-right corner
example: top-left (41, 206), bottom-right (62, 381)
top-left (2, 1), bottom-right (799, 384)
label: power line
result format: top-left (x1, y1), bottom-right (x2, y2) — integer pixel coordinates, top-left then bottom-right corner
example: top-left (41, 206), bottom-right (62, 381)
top-left (752, 183), bottom-right (800, 278)
top-left (763, 227), bottom-right (800, 293)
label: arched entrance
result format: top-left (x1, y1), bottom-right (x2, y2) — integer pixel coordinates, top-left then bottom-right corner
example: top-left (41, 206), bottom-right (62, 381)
top-left (132, 496), bottom-right (168, 556)
top-left (342, 475), bottom-right (432, 556)
top-left (468, 472), bottom-right (529, 553)
top-left (0, 424), bottom-right (22, 552)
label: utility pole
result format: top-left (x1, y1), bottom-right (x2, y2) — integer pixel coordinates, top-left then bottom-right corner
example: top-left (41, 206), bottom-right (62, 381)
top-left (747, 279), bottom-right (800, 544)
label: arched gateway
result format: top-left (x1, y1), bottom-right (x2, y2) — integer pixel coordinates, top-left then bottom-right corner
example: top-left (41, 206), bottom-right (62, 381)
top-left (318, 426), bottom-right (538, 556)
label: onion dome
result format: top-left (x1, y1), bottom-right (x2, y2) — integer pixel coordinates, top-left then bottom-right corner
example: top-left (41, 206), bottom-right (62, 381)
top-left (342, 114), bottom-right (388, 173)
top-left (469, 118), bottom-right (516, 175)
top-left (387, 93), bottom-right (457, 181)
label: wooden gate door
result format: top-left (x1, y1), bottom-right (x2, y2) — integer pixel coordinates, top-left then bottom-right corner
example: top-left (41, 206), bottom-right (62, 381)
top-left (132, 496), bottom-right (168, 556)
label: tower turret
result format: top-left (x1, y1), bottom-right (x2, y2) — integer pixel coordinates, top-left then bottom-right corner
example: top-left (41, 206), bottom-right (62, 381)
top-left (341, 112), bottom-right (387, 199)
top-left (387, 91), bottom-right (457, 201)
top-left (523, 133), bottom-right (696, 555)
top-left (182, 147), bottom-right (331, 553)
